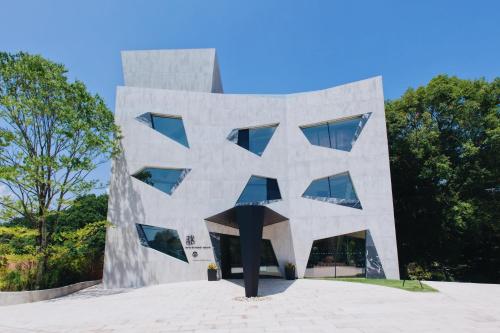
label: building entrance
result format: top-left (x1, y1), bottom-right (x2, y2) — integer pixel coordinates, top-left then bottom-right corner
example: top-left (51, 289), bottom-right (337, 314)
top-left (215, 233), bottom-right (281, 279)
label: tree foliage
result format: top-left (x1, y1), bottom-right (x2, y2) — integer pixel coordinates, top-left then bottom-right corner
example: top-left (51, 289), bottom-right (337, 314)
top-left (55, 194), bottom-right (108, 232)
top-left (0, 194), bottom-right (108, 291)
top-left (0, 52), bottom-right (119, 287)
top-left (386, 75), bottom-right (500, 282)
top-left (4, 194), bottom-right (108, 232)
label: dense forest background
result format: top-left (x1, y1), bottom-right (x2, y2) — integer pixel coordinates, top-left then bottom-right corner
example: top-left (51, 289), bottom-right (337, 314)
top-left (0, 74), bottom-right (499, 290)
top-left (386, 75), bottom-right (499, 283)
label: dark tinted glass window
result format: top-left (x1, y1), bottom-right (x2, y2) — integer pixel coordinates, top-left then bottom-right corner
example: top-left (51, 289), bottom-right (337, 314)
top-left (303, 172), bottom-right (361, 209)
top-left (136, 224), bottom-right (188, 262)
top-left (305, 231), bottom-right (366, 278)
top-left (236, 176), bottom-right (282, 205)
top-left (132, 168), bottom-right (190, 195)
top-left (300, 113), bottom-right (370, 152)
top-left (227, 237), bottom-right (279, 268)
top-left (214, 233), bottom-right (280, 278)
top-left (228, 124), bottom-right (278, 156)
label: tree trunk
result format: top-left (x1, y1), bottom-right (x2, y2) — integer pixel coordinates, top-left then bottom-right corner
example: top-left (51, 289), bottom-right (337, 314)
top-left (35, 216), bottom-right (48, 289)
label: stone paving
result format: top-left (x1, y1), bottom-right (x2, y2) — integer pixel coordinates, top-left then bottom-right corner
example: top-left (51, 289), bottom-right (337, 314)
top-left (0, 279), bottom-right (499, 332)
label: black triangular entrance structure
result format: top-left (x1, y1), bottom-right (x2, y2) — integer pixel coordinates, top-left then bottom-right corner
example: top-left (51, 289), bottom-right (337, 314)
top-left (205, 205), bottom-right (288, 297)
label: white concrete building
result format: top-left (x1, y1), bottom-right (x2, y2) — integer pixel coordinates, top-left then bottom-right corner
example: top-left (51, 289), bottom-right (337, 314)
top-left (103, 49), bottom-right (399, 293)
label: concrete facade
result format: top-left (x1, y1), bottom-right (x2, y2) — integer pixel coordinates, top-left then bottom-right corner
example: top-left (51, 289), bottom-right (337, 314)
top-left (103, 48), bottom-right (399, 288)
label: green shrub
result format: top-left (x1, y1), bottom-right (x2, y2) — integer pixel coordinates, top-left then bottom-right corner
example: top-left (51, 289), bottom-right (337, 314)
top-left (0, 221), bottom-right (108, 290)
top-left (0, 254), bottom-right (38, 291)
top-left (405, 262), bottom-right (432, 288)
top-left (0, 226), bottom-right (37, 255)
top-left (407, 262), bottom-right (432, 281)
top-left (44, 220), bottom-right (108, 288)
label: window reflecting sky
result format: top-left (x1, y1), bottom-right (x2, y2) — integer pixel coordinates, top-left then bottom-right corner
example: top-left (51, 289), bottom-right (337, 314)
top-left (237, 176), bottom-right (281, 205)
top-left (151, 115), bottom-right (189, 147)
top-left (133, 168), bottom-right (189, 195)
top-left (231, 125), bottom-right (278, 156)
top-left (303, 172), bottom-right (361, 209)
top-left (301, 114), bottom-right (370, 152)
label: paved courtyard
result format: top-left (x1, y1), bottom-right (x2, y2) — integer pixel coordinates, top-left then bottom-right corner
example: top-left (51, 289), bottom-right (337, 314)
top-left (0, 279), bottom-right (499, 332)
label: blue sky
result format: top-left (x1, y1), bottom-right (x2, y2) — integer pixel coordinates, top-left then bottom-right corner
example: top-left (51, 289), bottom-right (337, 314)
top-left (1, 0), bottom-right (499, 189)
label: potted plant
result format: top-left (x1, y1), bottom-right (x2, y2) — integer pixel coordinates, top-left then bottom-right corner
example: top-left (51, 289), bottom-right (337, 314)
top-left (403, 262), bottom-right (431, 288)
top-left (285, 262), bottom-right (296, 280)
top-left (207, 263), bottom-right (218, 281)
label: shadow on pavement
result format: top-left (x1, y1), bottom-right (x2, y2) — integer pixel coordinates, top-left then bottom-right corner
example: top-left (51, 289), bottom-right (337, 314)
top-left (225, 278), bottom-right (296, 296)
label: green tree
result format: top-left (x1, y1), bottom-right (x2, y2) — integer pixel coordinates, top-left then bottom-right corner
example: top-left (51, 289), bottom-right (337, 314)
top-left (386, 75), bottom-right (500, 282)
top-left (0, 52), bottom-right (119, 288)
top-left (53, 193), bottom-right (108, 233)
top-left (45, 220), bottom-right (108, 288)
top-left (0, 195), bottom-right (108, 291)
top-left (3, 194), bottom-right (108, 233)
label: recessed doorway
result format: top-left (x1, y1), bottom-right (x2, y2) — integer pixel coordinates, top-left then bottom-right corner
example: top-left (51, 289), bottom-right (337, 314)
top-left (210, 233), bottom-right (281, 279)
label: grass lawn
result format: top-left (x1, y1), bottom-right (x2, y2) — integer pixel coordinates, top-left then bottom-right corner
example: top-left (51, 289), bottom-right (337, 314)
top-left (314, 277), bottom-right (438, 292)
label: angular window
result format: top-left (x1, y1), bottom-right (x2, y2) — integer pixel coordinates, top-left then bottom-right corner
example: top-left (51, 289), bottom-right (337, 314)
top-left (132, 168), bottom-right (190, 195)
top-left (365, 230), bottom-right (386, 278)
top-left (136, 113), bottom-right (189, 148)
top-left (227, 124), bottom-right (278, 156)
top-left (136, 224), bottom-right (188, 262)
top-left (236, 176), bottom-right (281, 205)
top-left (304, 231), bottom-right (366, 278)
top-left (300, 113), bottom-right (371, 151)
top-left (304, 230), bottom-right (385, 279)
top-left (303, 172), bottom-right (362, 209)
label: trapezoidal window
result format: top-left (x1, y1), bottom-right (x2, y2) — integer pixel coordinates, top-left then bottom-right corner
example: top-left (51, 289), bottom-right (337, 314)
top-left (227, 124), bottom-right (278, 156)
top-left (136, 224), bottom-right (188, 262)
top-left (136, 113), bottom-right (189, 148)
top-left (300, 113), bottom-right (371, 152)
top-left (236, 176), bottom-right (282, 206)
top-left (304, 231), bottom-right (366, 278)
top-left (132, 168), bottom-right (190, 195)
top-left (304, 230), bottom-right (385, 279)
top-left (303, 172), bottom-right (362, 209)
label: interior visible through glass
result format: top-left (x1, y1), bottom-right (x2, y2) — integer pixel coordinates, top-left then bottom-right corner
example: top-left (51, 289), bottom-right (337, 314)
top-left (304, 230), bottom-right (366, 278)
top-left (217, 233), bottom-right (281, 278)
